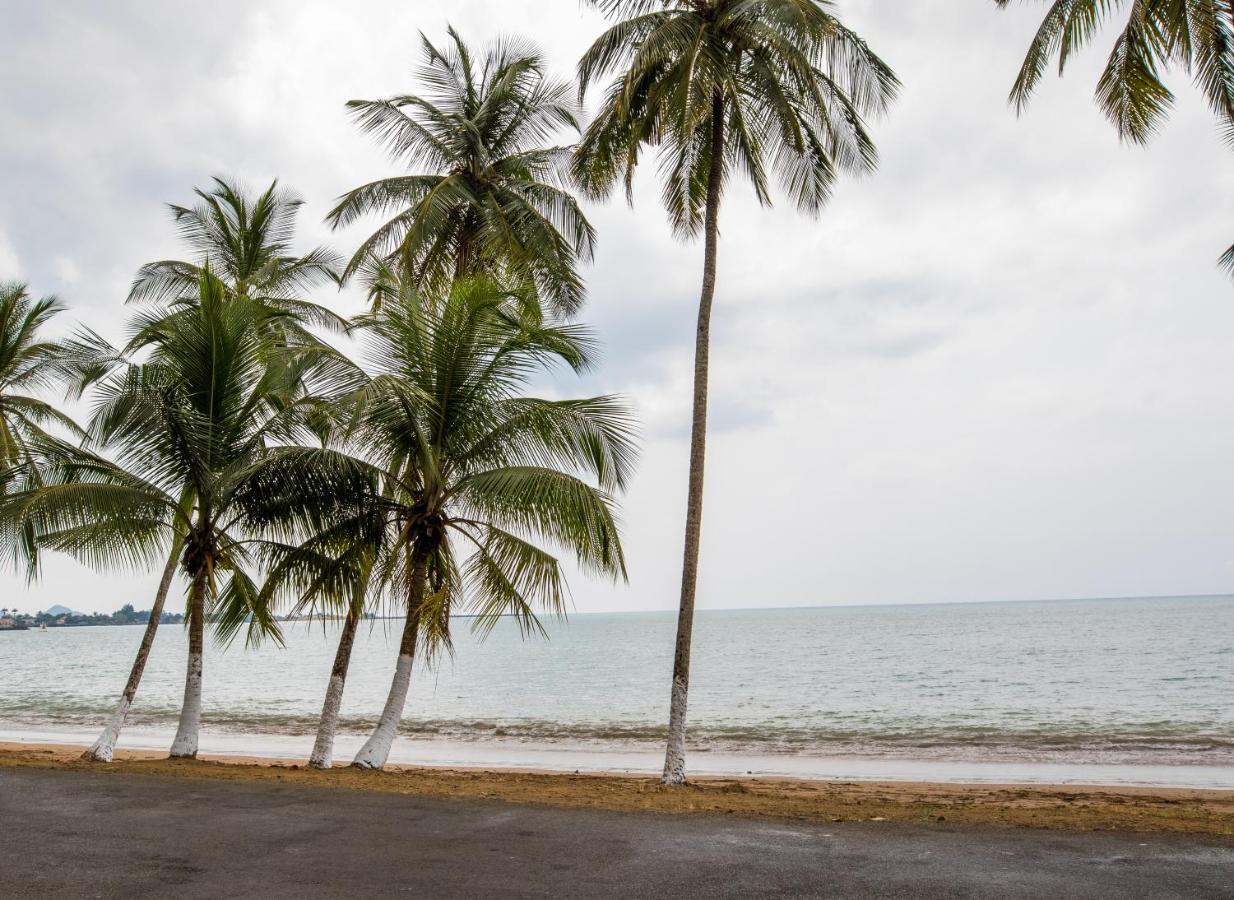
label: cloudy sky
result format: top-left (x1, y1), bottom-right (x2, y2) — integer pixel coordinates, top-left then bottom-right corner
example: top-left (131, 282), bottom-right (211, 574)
top-left (2, 1), bottom-right (1232, 616)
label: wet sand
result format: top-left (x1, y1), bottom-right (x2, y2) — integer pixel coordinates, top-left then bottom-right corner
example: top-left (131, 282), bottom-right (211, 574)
top-left (3, 742), bottom-right (1232, 834)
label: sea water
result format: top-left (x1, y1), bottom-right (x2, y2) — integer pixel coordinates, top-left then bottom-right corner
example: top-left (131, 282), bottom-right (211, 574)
top-left (2, 596), bottom-right (1232, 785)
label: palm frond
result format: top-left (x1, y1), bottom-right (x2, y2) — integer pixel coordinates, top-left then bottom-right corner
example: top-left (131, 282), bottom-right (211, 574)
top-left (210, 567), bottom-right (285, 648)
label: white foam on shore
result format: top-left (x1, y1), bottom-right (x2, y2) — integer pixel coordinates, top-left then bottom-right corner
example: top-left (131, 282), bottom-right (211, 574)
top-left (4, 725), bottom-right (1234, 789)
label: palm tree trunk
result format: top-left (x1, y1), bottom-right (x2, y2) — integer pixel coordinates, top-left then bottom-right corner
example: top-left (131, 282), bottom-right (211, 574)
top-left (352, 554), bottom-right (426, 770)
top-left (169, 574), bottom-right (206, 758)
top-left (662, 93), bottom-right (725, 786)
top-left (308, 605), bottom-right (362, 769)
top-left (81, 542), bottom-right (180, 763)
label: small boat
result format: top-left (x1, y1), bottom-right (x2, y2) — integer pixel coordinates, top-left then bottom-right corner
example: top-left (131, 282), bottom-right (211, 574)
top-left (38, 623), bottom-right (47, 632)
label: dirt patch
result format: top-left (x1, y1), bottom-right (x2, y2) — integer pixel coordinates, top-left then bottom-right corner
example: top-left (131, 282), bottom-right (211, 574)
top-left (2, 742), bottom-right (1231, 835)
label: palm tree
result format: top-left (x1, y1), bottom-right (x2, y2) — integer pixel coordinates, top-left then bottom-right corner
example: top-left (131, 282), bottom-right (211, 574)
top-left (995, 0), bottom-right (1234, 272)
top-left (54, 178), bottom-right (353, 763)
top-left (326, 28), bottom-right (596, 315)
top-left (6, 269), bottom-right (364, 760)
top-left (574, 0), bottom-right (897, 784)
top-left (0, 283), bottom-right (84, 597)
top-left (308, 274), bottom-right (636, 770)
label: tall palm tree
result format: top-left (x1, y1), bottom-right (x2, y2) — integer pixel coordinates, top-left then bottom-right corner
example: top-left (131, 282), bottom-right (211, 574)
top-left (0, 282), bottom-right (82, 575)
top-left (574, 0), bottom-right (897, 784)
top-left (56, 178), bottom-right (353, 763)
top-left (6, 270), bottom-right (364, 760)
top-left (327, 28), bottom-right (596, 315)
top-left (995, 0), bottom-right (1234, 272)
top-left (311, 274), bottom-right (636, 770)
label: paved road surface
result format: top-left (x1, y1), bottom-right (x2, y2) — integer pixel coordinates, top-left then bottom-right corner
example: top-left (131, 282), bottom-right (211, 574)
top-left (1, 768), bottom-right (1231, 898)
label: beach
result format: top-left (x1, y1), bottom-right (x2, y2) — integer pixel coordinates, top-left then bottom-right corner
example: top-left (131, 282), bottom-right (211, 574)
top-left (4, 743), bottom-right (1233, 834)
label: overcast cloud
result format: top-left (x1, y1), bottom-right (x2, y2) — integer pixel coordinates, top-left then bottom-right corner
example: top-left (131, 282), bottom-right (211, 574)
top-left (2, 1), bottom-right (1232, 616)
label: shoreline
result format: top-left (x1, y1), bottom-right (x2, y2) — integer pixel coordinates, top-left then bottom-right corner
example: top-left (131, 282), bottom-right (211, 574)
top-left (3, 741), bottom-right (1233, 835)
top-left (5, 724), bottom-right (1234, 789)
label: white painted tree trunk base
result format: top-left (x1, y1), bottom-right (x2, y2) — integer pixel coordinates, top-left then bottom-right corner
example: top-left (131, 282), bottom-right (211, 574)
top-left (662, 674), bottom-right (690, 785)
top-left (169, 652), bottom-right (202, 758)
top-left (352, 654), bottom-right (413, 770)
top-left (81, 697), bottom-right (131, 763)
top-left (308, 675), bottom-right (346, 769)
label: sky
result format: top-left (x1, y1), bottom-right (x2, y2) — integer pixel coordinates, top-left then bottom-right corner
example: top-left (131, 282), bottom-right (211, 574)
top-left (1, 1), bottom-right (1232, 616)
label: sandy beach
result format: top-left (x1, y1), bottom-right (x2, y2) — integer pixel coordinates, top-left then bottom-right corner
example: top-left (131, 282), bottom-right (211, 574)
top-left (3, 741), bottom-right (1232, 835)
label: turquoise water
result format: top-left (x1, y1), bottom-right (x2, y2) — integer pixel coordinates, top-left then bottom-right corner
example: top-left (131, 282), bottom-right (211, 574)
top-left (1, 596), bottom-right (1232, 771)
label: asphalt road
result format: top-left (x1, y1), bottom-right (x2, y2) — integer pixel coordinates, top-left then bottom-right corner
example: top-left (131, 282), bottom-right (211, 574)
top-left (1, 768), bottom-right (1231, 899)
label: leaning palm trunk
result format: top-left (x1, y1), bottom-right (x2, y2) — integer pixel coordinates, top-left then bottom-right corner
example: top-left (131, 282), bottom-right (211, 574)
top-left (352, 558), bottom-right (425, 770)
top-left (81, 542), bottom-right (180, 763)
top-left (663, 97), bottom-right (725, 786)
top-left (308, 606), bottom-right (361, 769)
top-left (169, 576), bottom-right (206, 758)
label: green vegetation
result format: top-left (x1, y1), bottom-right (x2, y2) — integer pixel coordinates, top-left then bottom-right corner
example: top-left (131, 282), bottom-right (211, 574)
top-left (328, 29), bottom-right (594, 314)
top-left (322, 274), bottom-right (632, 769)
top-left (996, 0), bottom-right (1234, 273)
top-left (0, 604), bottom-right (185, 629)
top-left (0, 282), bottom-right (84, 578)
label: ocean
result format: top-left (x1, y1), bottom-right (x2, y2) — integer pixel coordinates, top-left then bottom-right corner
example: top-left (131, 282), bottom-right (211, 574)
top-left (2, 595), bottom-right (1232, 786)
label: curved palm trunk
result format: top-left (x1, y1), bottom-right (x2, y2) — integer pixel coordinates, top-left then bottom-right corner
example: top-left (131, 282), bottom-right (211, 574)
top-left (169, 574), bottom-right (206, 758)
top-left (663, 95), bottom-right (725, 786)
top-left (352, 556), bottom-right (426, 770)
top-left (308, 605), bottom-right (362, 769)
top-left (81, 544), bottom-right (180, 763)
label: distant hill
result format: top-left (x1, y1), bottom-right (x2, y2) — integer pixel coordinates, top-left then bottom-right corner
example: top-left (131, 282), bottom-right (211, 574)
top-left (45, 605), bottom-right (76, 616)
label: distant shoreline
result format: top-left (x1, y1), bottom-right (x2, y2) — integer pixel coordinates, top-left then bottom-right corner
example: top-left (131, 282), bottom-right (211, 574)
top-left (10, 592), bottom-right (1233, 622)
top-left (0, 619), bottom-right (184, 630)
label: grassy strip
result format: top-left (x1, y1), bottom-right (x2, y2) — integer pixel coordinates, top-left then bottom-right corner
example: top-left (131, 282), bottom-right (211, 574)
top-left (3, 743), bottom-right (1232, 835)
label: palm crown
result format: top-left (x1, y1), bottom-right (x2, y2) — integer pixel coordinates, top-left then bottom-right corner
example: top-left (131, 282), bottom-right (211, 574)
top-left (9, 271), bottom-right (363, 646)
top-left (0, 283), bottom-right (82, 575)
top-left (574, 0), bottom-right (899, 233)
top-left (332, 274), bottom-right (635, 644)
top-left (327, 28), bottom-right (596, 315)
top-left (129, 176), bottom-right (347, 331)
top-left (0, 283), bottom-right (81, 480)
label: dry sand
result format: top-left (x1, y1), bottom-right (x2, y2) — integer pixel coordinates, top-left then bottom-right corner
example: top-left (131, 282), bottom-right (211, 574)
top-left (3, 741), bottom-right (1232, 835)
